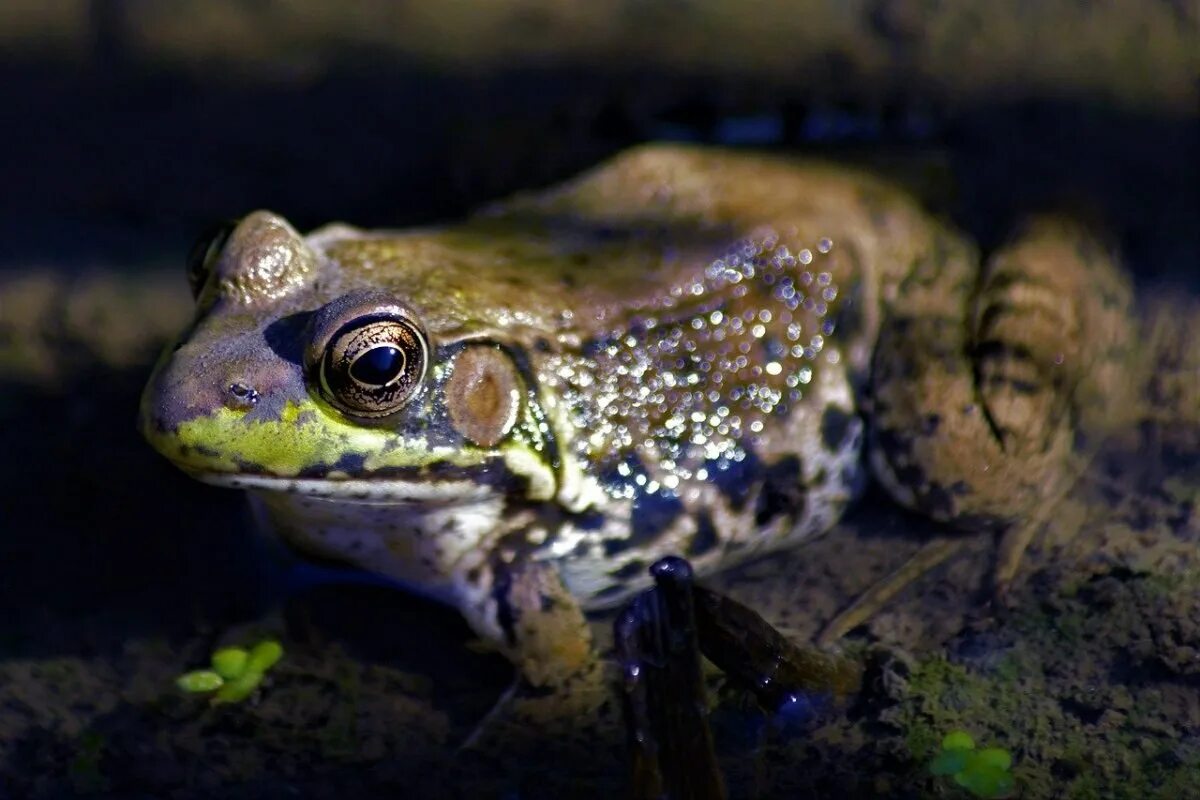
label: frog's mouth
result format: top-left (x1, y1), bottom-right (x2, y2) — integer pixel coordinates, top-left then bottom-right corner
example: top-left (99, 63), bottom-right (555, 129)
top-left (190, 471), bottom-right (498, 505)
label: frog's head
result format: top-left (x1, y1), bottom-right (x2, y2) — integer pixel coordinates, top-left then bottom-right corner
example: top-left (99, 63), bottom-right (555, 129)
top-left (140, 211), bottom-right (558, 507)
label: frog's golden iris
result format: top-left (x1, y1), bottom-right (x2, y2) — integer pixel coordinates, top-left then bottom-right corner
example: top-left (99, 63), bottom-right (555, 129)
top-left (305, 292), bottom-right (429, 419)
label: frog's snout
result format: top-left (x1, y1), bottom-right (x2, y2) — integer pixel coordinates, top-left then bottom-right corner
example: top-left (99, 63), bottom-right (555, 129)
top-left (139, 325), bottom-right (310, 453)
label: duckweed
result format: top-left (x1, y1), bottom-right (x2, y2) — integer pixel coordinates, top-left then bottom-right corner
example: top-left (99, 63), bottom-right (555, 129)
top-left (176, 639), bottom-right (284, 704)
top-left (930, 729), bottom-right (1015, 799)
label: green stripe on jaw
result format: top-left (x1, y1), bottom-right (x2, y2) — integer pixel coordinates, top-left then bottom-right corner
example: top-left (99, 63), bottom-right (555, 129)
top-left (146, 399), bottom-right (558, 500)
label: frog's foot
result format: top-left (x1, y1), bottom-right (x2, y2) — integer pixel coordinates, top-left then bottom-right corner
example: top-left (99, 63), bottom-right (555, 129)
top-left (838, 217), bottom-right (1134, 640)
top-left (458, 560), bottom-right (616, 754)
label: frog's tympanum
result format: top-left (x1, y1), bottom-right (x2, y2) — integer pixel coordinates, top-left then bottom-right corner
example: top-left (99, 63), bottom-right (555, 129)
top-left (141, 145), bottom-right (1133, 688)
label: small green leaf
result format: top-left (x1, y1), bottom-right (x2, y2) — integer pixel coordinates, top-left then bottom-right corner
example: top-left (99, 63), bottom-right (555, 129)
top-left (941, 730), bottom-right (975, 751)
top-left (955, 764), bottom-right (1015, 799)
top-left (177, 670), bottom-right (224, 693)
top-left (213, 668), bottom-right (264, 704)
top-left (969, 747), bottom-right (1013, 772)
top-left (211, 647), bottom-right (249, 679)
top-left (930, 748), bottom-right (969, 776)
top-left (246, 640), bottom-right (283, 673)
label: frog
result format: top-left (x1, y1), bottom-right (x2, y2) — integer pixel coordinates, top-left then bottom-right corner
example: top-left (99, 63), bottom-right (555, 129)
top-left (140, 143), bottom-right (1133, 693)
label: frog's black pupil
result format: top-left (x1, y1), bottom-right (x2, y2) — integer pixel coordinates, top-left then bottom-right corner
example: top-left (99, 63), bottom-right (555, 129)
top-left (350, 346), bottom-right (404, 386)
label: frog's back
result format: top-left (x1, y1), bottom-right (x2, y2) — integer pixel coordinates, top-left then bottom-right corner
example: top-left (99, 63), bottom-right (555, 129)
top-left (442, 145), bottom-right (954, 606)
top-left (472, 145), bottom-right (950, 373)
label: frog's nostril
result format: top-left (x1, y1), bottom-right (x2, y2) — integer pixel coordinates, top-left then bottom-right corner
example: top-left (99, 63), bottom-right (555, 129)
top-left (225, 381), bottom-right (260, 410)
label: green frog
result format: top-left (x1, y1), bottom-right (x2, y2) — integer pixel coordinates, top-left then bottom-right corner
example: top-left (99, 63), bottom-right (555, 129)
top-left (141, 144), bottom-right (1133, 687)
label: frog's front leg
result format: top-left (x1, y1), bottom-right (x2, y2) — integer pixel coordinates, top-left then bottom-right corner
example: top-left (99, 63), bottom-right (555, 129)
top-left (459, 557), bottom-right (613, 750)
top-left (823, 218), bottom-right (1133, 642)
top-left (469, 557), bottom-right (598, 690)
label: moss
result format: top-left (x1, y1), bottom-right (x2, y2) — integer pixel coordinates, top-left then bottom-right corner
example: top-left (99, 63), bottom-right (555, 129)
top-left (891, 571), bottom-right (1200, 799)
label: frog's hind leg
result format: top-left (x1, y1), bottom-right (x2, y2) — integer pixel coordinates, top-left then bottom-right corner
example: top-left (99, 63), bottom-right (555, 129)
top-left (822, 217), bottom-right (1133, 642)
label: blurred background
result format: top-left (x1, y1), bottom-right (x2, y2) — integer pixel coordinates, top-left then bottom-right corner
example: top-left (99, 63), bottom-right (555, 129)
top-left (0, 2), bottom-right (1197, 798)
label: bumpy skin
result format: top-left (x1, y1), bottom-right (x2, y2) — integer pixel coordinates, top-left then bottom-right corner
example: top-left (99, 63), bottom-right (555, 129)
top-left (141, 144), bottom-right (1132, 682)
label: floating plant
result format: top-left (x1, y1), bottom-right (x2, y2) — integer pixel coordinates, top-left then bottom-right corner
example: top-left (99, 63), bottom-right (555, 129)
top-left (176, 639), bottom-right (284, 704)
top-left (930, 730), bottom-right (1015, 799)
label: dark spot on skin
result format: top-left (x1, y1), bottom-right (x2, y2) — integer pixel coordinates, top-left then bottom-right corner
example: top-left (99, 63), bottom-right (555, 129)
top-left (570, 509), bottom-right (607, 531)
top-left (754, 455), bottom-right (805, 527)
top-left (833, 279), bottom-right (865, 340)
top-left (534, 338), bottom-right (552, 353)
top-left (708, 449), bottom-right (763, 512)
top-left (821, 406), bottom-right (854, 452)
top-left (892, 462), bottom-right (927, 492)
top-left (612, 560), bottom-right (646, 580)
top-left (491, 568), bottom-right (518, 648)
top-left (263, 311), bottom-right (313, 367)
top-left (233, 457), bottom-right (265, 474)
top-left (874, 428), bottom-right (912, 462)
top-left (331, 452), bottom-right (366, 474)
top-left (922, 413), bottom-right (941, 435)
top-left (875, 425), bottom-right (927, 493)
top-left (764, 336), bottom-right (787, 359)
top-left (921, 482), bottom-right (958, 519)
top-left (950, 480), bottom-right (971, 495)
top-left (687, 512), bottom-right (719, 557)
top-left (604, 491), bottom-right (685, 555)
top-left (297, 463), bottom-right (332, 479)
top-left (582, 337), bottom-right (609, 359)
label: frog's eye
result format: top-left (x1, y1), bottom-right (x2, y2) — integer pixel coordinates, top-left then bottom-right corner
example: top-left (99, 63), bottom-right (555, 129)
top-left (308, 295), bottom-right (429, 418)
top-left (185, 219), bottom-right (239, 299)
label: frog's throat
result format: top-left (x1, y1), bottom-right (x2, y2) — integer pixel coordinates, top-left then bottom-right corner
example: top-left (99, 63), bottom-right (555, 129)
top-left (192, 471), bottom-right (496, 504)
